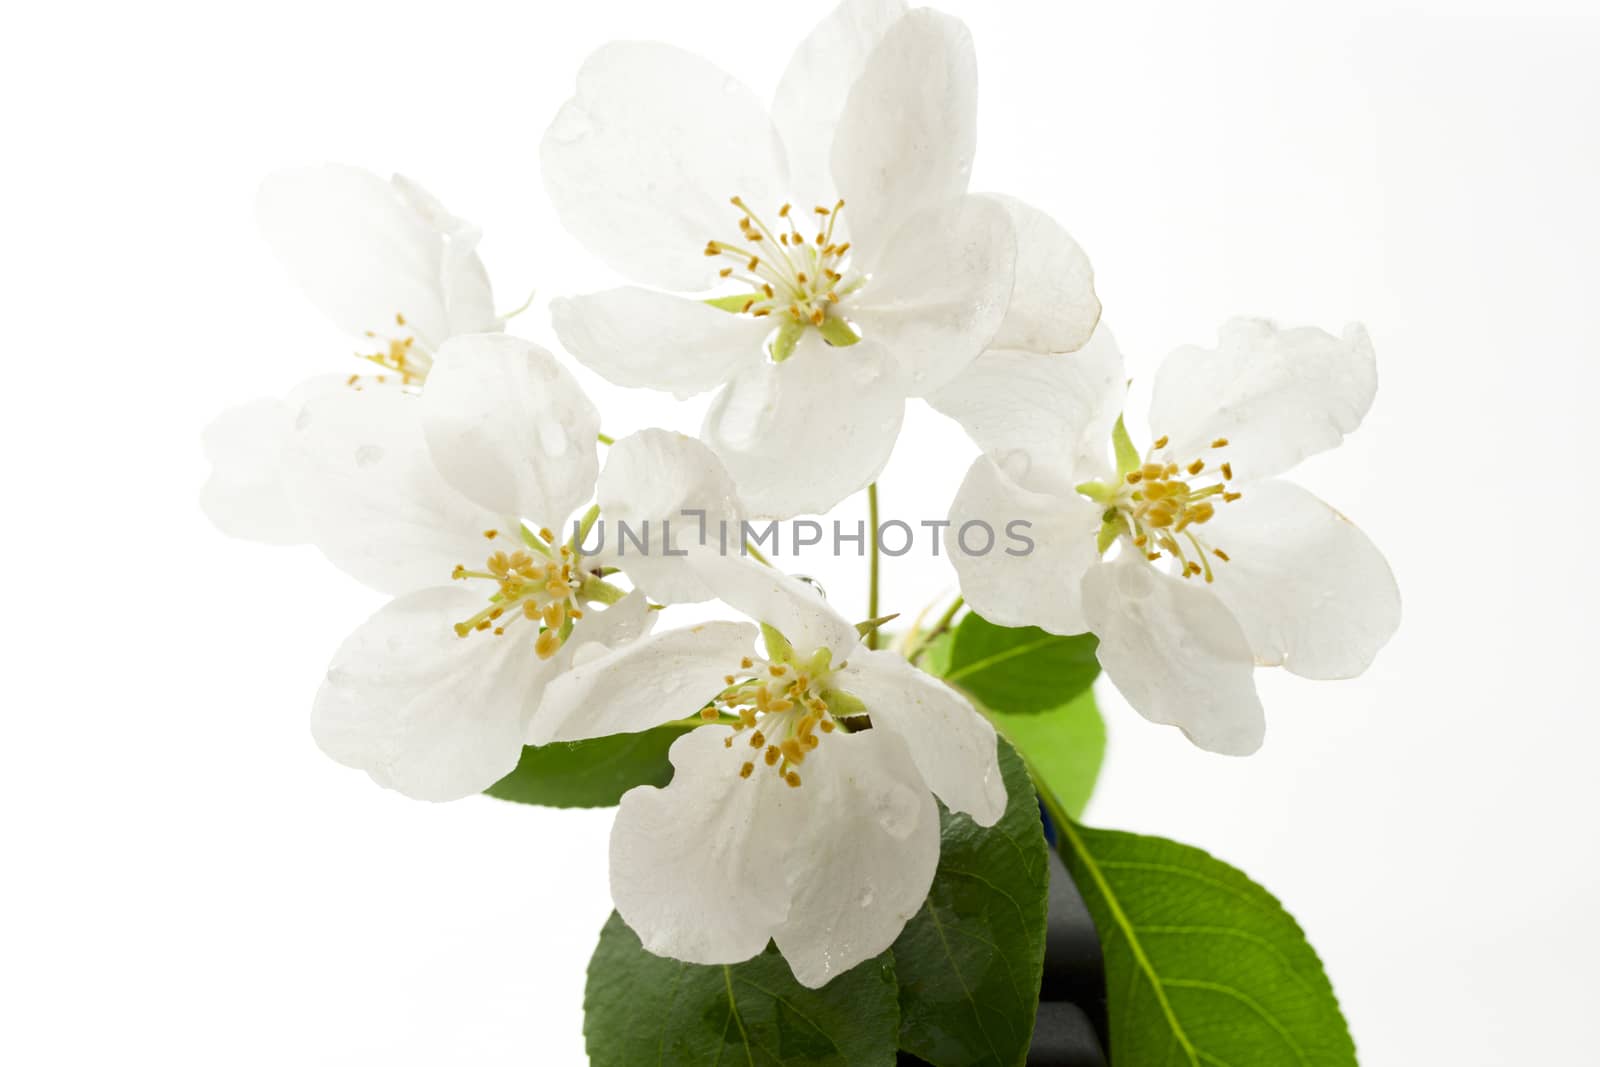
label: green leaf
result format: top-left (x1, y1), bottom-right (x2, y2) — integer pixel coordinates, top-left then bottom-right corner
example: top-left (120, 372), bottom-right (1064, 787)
top-left (1052, 818), bottom-right (1357, 1066)
top-left (1112, 413), bottom-right (1140, 477)
top-left (891, 739), bottom-right (1049, 1067)
top-left (941, 612), bottom-right (1100, 714)
top-left (919, 627), bottom-right (1106, 820)
top-left (989, 686), bottom-right (1105, 822)
top-left (585, 912), bottom-right (900, 1066)
top-left (482, 724), bottom-right (694, 808)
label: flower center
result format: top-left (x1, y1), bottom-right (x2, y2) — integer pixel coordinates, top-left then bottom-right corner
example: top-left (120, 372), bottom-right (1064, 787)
top-left (700, 652), bottom-right (841, 788)
top-left (349, 312), bottom-right (432, 389)
top-left (450, 527), bottom-right (583, 659)
top-left (1089, 435), bottom-right (1243, 583)
top-left (703, 197), bottom-right (865, 354)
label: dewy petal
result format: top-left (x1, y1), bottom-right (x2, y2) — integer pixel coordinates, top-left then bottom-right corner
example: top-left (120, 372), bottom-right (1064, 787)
top-left (1148, 319), bottom-right (1378, 482)
top-left (685, 552), bottom-right (862, 664)
top-left (945, 457), bottom-right (1105, 636)
top-left (847, 194), bottom-right (1016, 396)
top-left (597, 430), bottom-right (744, 605)
top-left (771, 0), bottom-right (910, 211)
top-left (550, 288), bottom-right (769, 400)
top-left (283, 385), bottom-right (504, 594)
top-left (527, 622), bottom-right (760, 744)
top-left (312, 586), bottom-right (548, 801)
top-left (929, 323), bottom-right (1126, 496)
top-left (199, 376), bottom-right (351, 545)
top-left (832, 649), bottom-right (1006, 825)
top-left (771, 728), bottom-right (940, 988)
top-left (541, 42), bottom-right (789, 291)
top-left (1202, 479), bottom-right (1400, 680)
top-left (256, 165), bottom-right (478, 347)
top-left (830, 9), bottom-right (978, 260)
top-left (703, 333), bottom-right (906, 518)
top-left (983, 194), bottom-right (1100, 354)
top-left (420, 333), bottom-right (600, 524)
top-left (610, 727), bottom-right (794, 966)
top-left (1082, 556), bottom-right (1265, 756)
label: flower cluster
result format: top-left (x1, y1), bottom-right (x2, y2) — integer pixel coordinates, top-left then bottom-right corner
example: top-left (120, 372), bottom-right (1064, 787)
top-left (203, 0), bottom-right (1397, 991)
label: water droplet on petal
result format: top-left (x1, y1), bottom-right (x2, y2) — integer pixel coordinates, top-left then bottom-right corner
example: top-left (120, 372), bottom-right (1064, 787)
top-left (857, 887), bottom-right (875, 908)
top-left (795, 575), bottom-right (827, 600)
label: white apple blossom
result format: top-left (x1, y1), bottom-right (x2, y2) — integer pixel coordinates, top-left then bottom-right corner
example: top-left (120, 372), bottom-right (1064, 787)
top-left (527, 552), bottom-right (1006, 988)
top-left (945, 319), bottom-right (1401, 755)
top-left (541, 0), bottom-right (1097, 517)
top-left (201, 165), bottom-right (502, 544)
top-left (286, 334), bottom-right (632, 800)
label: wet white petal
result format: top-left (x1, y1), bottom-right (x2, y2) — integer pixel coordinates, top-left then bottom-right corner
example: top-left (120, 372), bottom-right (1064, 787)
top-left (983, 194), bottom-right (1100, 354)
top-left (420, 333), bottom-right (600, 524)
top-left (390, 173), bottom-right (501, 335)
top-left (703, 333), bottom-right (906, 518)
top-left (1082, 556), bottom-right (1265, 756)
top-left (929, 323), bottom-right (1126, 495)
top-left (550, 288), bottom-right (769, 399)
top-left (199, 377), bottom-right (351, 545)
top-left (610, 727), bottom-right (795, 965)
top-left (830, 9), bottom-right (978, 261)
top-left (283, 386), bottom-right (505, 594)
top-left (847, 194), bottom-right (1015, 396)
top-left (685, 552), bottom-right (861, 663)
top-left (1149, 319), bottom-right (1377, 482)
top-left (598, 430), bottom-right (744, 604)
top-left (772, 0), bottom-right (910, 210)
top-left (1202, 479), bottom-right (1400, 679)
top-left (832, 650), bottom-right (1005, 825)
top-left (771, 728), bottom-right (940, 988)
top-left (541, 42), bottom-right (789, 290)
top-left (946, 458), bottom-right (1104, 636)
top-left (527, 622), bottom-right (760, 744)
top-left (312, 586), bottom-right (547, 801)
top-left (256, 165), bottom-right (486, 347)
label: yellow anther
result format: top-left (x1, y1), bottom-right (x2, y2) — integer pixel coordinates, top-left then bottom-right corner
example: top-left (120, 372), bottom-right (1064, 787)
top-left (1142, 463), bottom-right (1166, 480)
top-left (1153, 435), bottom-right (1169, 449)
top-left (535, 631), bottom-right (560, 659)
top-left (750, 730), bottom-right (765, 748)
top-left (1214, 548), bottom-right (1231, 561)
top-left (740, 657), bottom-right (753, 669)
top-left (740, 762), bottom-right (755, 779)
top-left (483, 529), bottom-right (499, 540)
top-left (1212, 437), bottom-right (1229, 448)
top-left (785, 771), bottom-right (802, 788)
top-left (1224, 491), bottom-right (1242, 502)
top-left (700, 707), bottom-right (720, 722)
top-left (1221, 462), bottom-right (1233, 480)
top-left (779, 203), bottom-right (791, 217)
top-left (820, 719), bottom-right (836, 733)
top-left (1187, 459), bottom-right (1205, 475)
top-left (764, 746), bottom-right (780, 766)
top-left (780, 739), bottom-right (805, 764)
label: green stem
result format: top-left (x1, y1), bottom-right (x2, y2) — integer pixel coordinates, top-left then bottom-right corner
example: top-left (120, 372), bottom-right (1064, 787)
top-left (910, 595), bottom-right (964, 662)
top-left (866, 482), bottom-right (882, 649)
top-left (596, 432), bottom-right (615, 447)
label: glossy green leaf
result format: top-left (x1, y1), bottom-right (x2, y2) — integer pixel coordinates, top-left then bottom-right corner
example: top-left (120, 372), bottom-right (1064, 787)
top-left (482, 725), bottom-right (693, 808)
top-left (919, 629), bottom-right (1106, 821)
top-left (941, 613), bottom-right (1100, 714)
top-left (585, 912), bottom-right (900, 1066)
top-left (891, 739), bottom-right (1049, 1067)
top-left (1052, 817), bottom-right (1357, 1066)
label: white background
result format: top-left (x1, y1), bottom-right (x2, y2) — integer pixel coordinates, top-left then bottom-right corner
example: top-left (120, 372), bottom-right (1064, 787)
top-left (4, 1), bottom-right (1598, 1063)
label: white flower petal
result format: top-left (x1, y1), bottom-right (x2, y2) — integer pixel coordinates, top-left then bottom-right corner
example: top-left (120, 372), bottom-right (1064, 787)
top-left (685, 553), bottom-right (861, 663)
top-left (550, 288), bottom-right (769, 399)
top-left (257, 165), bottom-right (482, 348)
top-left (199, 377), bottom-right (351, 545)
top-left (390, 173), bottom-right (502, 335)
top-left (832, 649), bottom-right (1005, 825)
top-left (420, 333), bottom-right (600, 524)
top-left (283, 385), bottom-right (504, 594)
top-left (312, 586), bottom-right (546, 801)
top-left (772, 727), bottom-right (940, 988)
top-left (703, 333), bottom-right (906, 517)
top-left (984, 194), bottom-right (1100, 354)
top-left (598, 430), bottom-right (744, 604)
top-left (527, 622), bottom-right (760, 744)
top-left (1202, 480), bottom-right (1400, 680)
top-left (541, 42), bottom-right (789, 291)
top-left (945, 458), bottom-right (1104, 636)
top-left (929, 323), bottom-right (1126, 495)
top-left (772, 0), bottom-right (910, 211)
top-left (1149, 319), bottom-right (1378, 482)
top-left (610, 727), bottom-right (795, 965)
top-left (830, 9), bottom-right (978, 260)
top-left (1082, 556), bottom-right (1265, 756)
top-left (848, 194), bottom-right (1016, 396)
